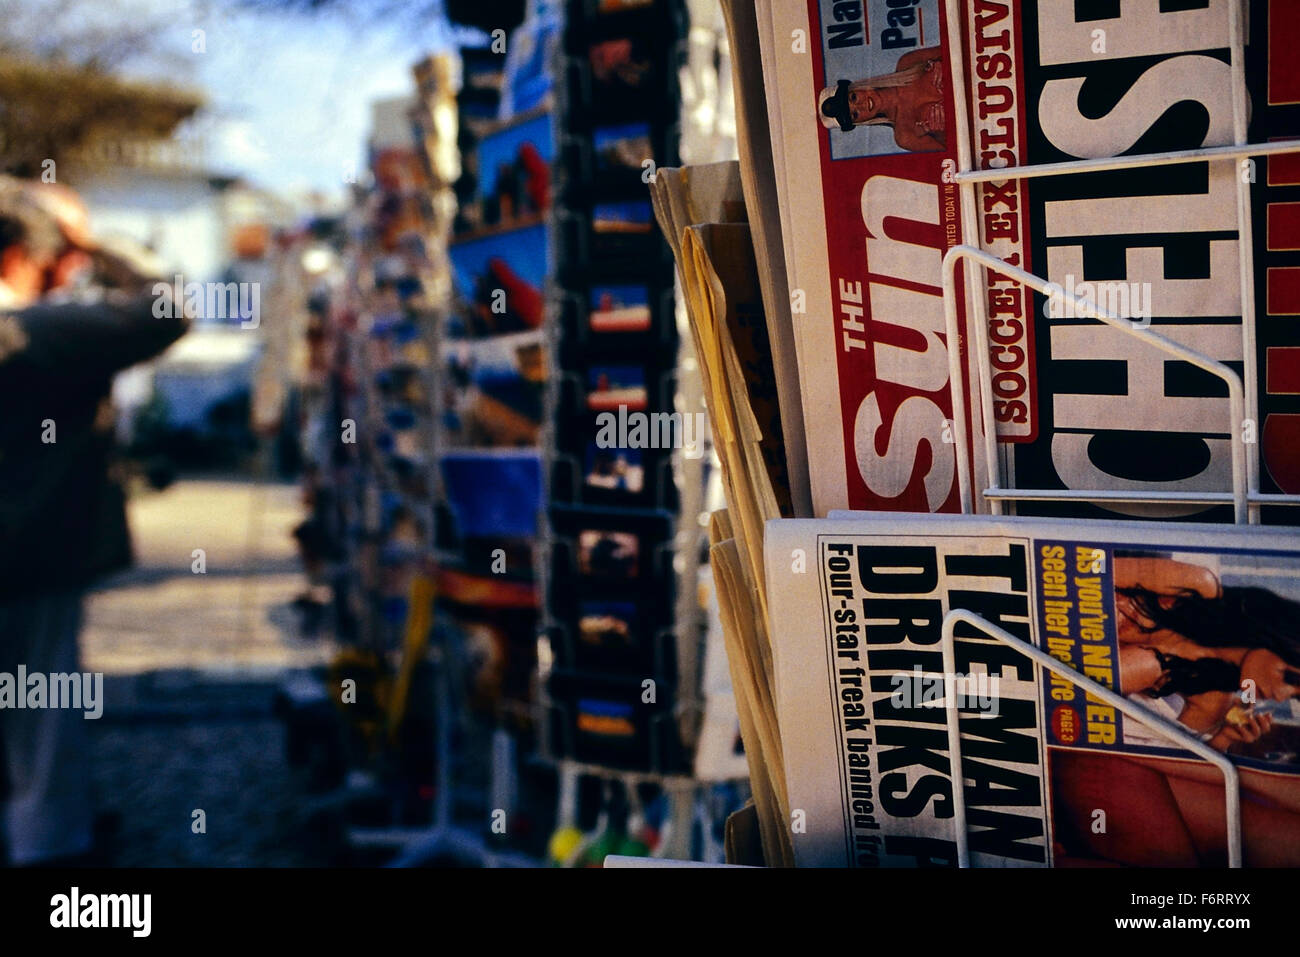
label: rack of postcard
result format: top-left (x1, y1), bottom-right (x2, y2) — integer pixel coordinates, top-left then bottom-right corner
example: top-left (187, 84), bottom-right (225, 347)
top-left (535, 0), bottom-right (761, 865)
top-left (329, 0), bottom-right (761, 867)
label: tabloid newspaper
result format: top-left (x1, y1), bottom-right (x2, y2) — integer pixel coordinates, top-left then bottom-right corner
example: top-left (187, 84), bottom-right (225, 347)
top-left (758, 0), bottom-right (1300, 522)
top-left (766, 514), bottom-right (1300, 867)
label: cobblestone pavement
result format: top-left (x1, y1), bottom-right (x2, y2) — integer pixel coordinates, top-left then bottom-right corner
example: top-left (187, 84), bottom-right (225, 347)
top-left (90, 706), bottom-right (321, 867)
top-left (83, 478), bottom-right (328, 676)
top-left (81, 478), bottom-right (332, 866)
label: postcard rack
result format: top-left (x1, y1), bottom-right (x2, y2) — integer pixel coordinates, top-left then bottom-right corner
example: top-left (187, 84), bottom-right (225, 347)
top-left (526, 0), bottom-right (758, 866)
top-left (535, 0), bottom-right (703, 786)
top-left (941, 0), bottom-right (1300, 526)
top-left (929, 0), bottom-right (1300, 869)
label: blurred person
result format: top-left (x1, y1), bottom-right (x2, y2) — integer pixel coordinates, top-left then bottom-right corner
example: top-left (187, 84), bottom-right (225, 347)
top-left (250, 225), bottom-right (340, 477)
top-left (246, 225), bottom-right (353, 639)
top-left (0, 178), bottom-right (189, 866)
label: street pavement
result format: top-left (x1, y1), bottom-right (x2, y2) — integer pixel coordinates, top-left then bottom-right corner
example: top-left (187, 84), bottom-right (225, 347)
top-left (79, 477), bottom-right (331, 866)
top-left (83, 477), bottom-right (328, 676)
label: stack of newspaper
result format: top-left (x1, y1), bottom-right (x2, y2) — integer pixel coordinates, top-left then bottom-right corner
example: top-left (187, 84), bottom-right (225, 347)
top-left (650, 159), bottom-right (796, 865)
top-left (657, 0), bottom-right (1300, 867)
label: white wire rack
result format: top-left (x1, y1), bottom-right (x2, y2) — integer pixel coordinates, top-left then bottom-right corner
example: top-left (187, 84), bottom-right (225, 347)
top-left (929, 0), bottom-right (1300, 868)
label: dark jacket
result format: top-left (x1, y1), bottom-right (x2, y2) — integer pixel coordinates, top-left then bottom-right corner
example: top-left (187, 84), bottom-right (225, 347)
top-left (0, 292), bottom-right (188, 598)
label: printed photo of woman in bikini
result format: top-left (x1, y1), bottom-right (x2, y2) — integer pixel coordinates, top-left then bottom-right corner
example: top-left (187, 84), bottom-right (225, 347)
top-left (1112, 553), bottom-right (1300, 755)
top-left (1050, 551), bottom-right (1300, 866)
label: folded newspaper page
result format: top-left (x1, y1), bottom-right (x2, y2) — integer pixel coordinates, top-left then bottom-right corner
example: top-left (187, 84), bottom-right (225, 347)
top-left (757, 0), bottom-right (1300, 522)
top-left (651, 170), bottom-right (796, 863)
top-left (721, 0), bottom-right (814, 518)
top-left (766, 513), bottom-right (1300, 867)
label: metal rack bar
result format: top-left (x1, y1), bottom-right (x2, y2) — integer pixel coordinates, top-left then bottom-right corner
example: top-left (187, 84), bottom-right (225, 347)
top-left (982, 488), bottom-right (1300, 507)
top-left (1228, 0), bottom-right (1263, 525)
top-left (943, 0), bottom-right (990, 513)
top-left (952, 139), bottom-right (1300, 185)
top-left (940, 609), bottom-right (1243, 868)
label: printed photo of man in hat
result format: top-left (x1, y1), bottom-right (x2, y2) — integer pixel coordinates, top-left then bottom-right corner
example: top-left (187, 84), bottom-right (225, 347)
top-left (817, 46), bottom-right (947, 154)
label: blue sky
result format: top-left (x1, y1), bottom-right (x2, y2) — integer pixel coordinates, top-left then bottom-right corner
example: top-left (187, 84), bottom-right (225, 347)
top-left (198, 4), bottom-right (454, 198)
top-left (60, 0), bottom-right (459, 201)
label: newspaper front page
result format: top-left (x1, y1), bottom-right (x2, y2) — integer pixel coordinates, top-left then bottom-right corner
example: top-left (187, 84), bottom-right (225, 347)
top-left (760, 0), bottom-right (983, 515)
top-left (759, 0), bottom-right (1300, 521)
top-left (767, 514), bottom-right (1300, 866)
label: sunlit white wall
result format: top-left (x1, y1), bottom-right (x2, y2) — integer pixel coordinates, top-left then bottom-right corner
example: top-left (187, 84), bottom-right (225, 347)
top-left (75, 167), bottom-right (227, 282)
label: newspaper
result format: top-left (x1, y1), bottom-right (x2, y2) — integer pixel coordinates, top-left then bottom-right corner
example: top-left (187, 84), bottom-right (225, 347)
top-left (757, 0), bottom-right (1299, 521)
top-left (766, 513), bottom-right (1300, 867)
top-left (757, 0), bottom-right (985, 515)
top-left (720, 0), bottom-right (814, 517)
top-left (652, 165), bottom-right (797, 863)
top-left (692, 565), bottom-right (751, 783)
